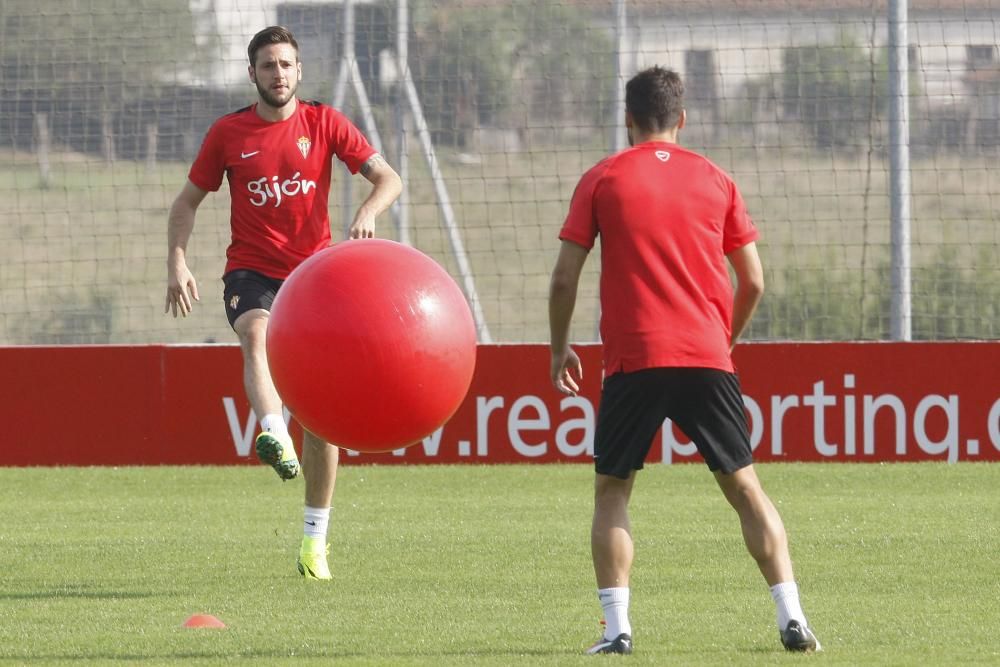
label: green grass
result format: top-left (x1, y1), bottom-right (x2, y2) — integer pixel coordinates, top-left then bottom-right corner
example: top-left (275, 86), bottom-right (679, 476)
top-left (1, 463), bottom-right (998, 665)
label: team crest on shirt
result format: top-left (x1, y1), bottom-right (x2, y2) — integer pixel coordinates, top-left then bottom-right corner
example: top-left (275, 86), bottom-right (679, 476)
top-left (655, 150), bottom-right (671, 162)
top-left (296, 136), bottom-right (312, 159)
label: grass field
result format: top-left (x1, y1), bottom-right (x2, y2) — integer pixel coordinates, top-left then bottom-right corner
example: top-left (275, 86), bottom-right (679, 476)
top-left (1, 462), bottom-right (998, 666)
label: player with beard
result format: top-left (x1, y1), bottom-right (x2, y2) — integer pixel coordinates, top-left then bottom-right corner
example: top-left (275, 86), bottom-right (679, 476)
top-left (165, 26), bottom-right (402, 580)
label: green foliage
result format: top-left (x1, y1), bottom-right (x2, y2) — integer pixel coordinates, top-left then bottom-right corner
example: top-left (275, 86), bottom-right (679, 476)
top-left (0, 464), bottom-right (998, 665)
top-left (781, 33), bottom-right (923, 150)
top-left (911, 245), bottom-right (1000, 339)
top-left (410, 5), bottom-right (517, 145)
top-left (408, 1), bottom-right (613, 146)
top-left (751, 250), bottom-right (890, 340)
top-left (506, 2), bottom-right (616, 127)
top-left (782, 34), bottom-right (877, 149)
top-left (751, 246), bottom-right (1000, 340)
top-left (10, 289), bottom-right (114, 344)
top-left (0, 0), bottom-right (202, 99)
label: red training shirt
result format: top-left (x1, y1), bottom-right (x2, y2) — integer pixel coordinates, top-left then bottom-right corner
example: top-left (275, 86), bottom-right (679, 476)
top-left (189, 100), bottom-right (377, 279)
top-left (559, 141), bottom-right (759, 375)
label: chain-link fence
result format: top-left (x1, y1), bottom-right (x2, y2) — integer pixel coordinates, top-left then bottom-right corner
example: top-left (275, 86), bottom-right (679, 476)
top-left (2, 0), bottom-right (998, 344)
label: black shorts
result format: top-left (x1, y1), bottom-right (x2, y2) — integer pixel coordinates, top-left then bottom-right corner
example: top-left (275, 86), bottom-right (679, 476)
top-left (594, 367), bottom-right (753, 478)
top-left (222, 269), bottom-right (284, 328)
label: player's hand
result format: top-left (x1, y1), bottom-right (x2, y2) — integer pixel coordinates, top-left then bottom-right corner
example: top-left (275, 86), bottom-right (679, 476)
top-left (348, 211), bottom-right (376, 239)
top-left (551, 346), bottom-right (583, 396)
top-left (165, 263), bottom-right (200, 317)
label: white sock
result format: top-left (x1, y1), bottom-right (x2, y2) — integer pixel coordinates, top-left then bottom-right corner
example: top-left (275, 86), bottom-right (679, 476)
top-left (770, 581), bottom-right (807, 630)
top-left (598, 587), bottom-right (631, 639)
top-left (304, 506), bottom-right (330, 540)
top-left (260, 413), bottom-right (288, 437)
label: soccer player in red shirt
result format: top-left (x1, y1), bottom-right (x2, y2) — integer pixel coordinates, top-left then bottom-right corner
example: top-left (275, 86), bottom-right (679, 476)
top-left (164, 26), bottom-right (402, 581)
top-left (549, 67), bottom-right (820, 654)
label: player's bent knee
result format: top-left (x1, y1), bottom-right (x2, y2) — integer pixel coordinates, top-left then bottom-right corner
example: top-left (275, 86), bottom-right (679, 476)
top-left (234, 310), bottom-right (270, 345)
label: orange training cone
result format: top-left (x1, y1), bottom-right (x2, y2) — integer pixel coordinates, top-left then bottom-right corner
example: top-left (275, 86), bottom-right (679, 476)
top-left (183, 613), bottom-right (226, 629)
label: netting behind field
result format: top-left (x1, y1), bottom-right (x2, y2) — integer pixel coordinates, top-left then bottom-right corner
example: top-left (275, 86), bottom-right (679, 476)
top-left (2, 0), bottom-right (998, 345)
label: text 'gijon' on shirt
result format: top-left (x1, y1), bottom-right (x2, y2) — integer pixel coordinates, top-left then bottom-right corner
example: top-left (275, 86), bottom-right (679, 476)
top-left (189, 101), bottom-right (377, 280)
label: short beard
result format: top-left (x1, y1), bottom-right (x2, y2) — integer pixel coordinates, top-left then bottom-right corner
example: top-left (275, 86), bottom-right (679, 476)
top-left (256, 79), bottom-right (297, 109)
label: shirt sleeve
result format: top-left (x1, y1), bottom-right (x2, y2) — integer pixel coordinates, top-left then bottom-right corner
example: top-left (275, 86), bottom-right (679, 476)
top-left (187, 121), bottom-right (226, 193)
top-left (722, 177), bottom-right (760, 254)
top-left (328, 109), bottom-right (377, 174)
top-left (558, 164), bottom-right (604, 250)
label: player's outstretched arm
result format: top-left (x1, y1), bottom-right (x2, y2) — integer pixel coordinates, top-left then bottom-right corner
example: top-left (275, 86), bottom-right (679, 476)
top-left (165, 180), bottom-right (209, 318)
top-left (349, 154), bottom-right (403, 239)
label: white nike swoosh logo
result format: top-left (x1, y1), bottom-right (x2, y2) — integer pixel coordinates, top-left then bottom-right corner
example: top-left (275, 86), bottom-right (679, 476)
top-left (241, 151), bottom-right (259, 159)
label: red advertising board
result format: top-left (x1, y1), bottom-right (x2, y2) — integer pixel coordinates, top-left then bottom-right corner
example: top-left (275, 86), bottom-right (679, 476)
top-left (3, 343), bottom-right (999, 466)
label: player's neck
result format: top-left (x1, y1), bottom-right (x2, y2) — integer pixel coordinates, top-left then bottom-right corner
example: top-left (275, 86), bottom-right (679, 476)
top-left (632, 129), bottom-right (679, 146)
top-left (255, 96), bottom-right (298, 123)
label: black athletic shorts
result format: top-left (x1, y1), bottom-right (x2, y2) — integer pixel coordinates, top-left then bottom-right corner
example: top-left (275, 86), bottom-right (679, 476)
top-left (593, 367), bottom-right (753, 478)
top-left (222, 269), bottom-right (284, 329)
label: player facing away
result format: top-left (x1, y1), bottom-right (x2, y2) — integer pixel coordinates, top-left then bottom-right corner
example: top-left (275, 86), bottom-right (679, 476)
top-left (165, 26), bottom-right (402, 580)
top-left (548, 67), bottom-right (820, 655)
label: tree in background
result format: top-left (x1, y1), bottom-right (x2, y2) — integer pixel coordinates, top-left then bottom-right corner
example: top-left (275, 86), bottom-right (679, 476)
top-left (782, 32), bottom-right (922, 151)
top-left (408, 3), bottom-right (514, 147)
top-left (407, 0), bottom-right (613, 149)
top-left (0, 0), bottom-right (205, 160)
top-left (508, 1), bottom-right (615, 144)
top-left (782, 35), bottom-right (875, 150)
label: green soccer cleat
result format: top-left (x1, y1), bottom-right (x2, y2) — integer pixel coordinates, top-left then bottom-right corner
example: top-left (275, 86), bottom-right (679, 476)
top-left (255, 432), bottom-right (300, 481)
top-left (298, 536), bottom-right (332, 580)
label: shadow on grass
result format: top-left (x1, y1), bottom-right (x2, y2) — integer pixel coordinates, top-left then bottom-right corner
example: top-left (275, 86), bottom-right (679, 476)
top-left (5, 647), bottom-right (568, 662)
top-left (0, 589), bottom-right (164, 600)
top-left (2, 652), bottom-right (360, 663)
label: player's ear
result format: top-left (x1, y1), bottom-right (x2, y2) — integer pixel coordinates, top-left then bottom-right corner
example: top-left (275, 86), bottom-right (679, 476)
top-left (296, 61), bottom-right (303, 82)
top-left (624, 111), bottom-right (634, 130)
top-left (677, 109), bottom-right (687, 130)
top-left (248, 65), bottom-right (256, 84)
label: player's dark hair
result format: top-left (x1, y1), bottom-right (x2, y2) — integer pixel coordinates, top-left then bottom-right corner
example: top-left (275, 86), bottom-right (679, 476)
top-left (625, 66), bottom-right (684, 133)
top-left (248, 26), bottom-right (299, 67)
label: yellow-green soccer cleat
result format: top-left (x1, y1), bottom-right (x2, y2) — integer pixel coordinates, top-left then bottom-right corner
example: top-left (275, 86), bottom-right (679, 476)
top-left (254, 432), bottom-right (300, 481)
top-left (298, 536), bottom-right (332, 580)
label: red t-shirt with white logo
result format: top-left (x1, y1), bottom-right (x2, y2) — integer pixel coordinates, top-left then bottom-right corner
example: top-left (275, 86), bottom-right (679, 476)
top-left (189, 100), bottom-right (377, 279)
top-left (559, 141), bottom-right (759, 375)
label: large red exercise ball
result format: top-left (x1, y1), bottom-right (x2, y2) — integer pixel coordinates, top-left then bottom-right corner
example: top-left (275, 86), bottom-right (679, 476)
top-left (266, 239), bottom-right (477, 452)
